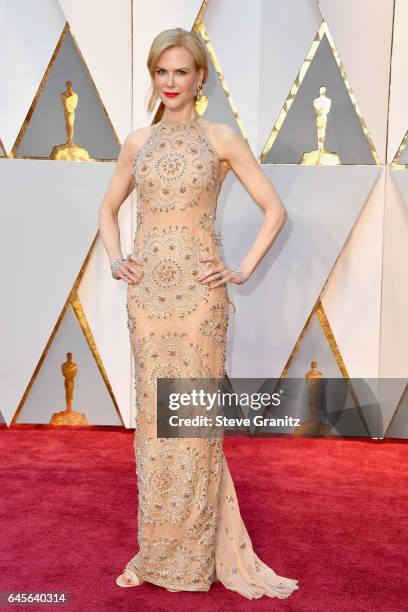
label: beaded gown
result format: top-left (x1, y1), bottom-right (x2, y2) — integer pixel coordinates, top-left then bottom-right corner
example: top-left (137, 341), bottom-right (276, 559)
top-left (121, 113), bottom-right (299, 599)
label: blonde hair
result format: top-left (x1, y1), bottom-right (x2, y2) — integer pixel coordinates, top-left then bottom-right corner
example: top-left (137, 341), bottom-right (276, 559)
top-left (146, 28), bottom-right (208, 119)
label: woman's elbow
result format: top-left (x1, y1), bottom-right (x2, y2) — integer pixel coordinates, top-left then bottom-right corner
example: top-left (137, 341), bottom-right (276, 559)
top-left (274, 205), bottom-right (287, 230)
top-left (98, 202), bottom-right (115, 230)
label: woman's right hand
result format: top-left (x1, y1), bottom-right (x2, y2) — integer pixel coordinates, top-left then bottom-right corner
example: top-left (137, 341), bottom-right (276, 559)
top-left (112, 254), bottom-right (144, 285)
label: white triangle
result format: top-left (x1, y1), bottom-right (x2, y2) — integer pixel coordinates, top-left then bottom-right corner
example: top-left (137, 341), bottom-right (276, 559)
top-left (380, 170), bottom-right (408, 383)
top-left (77, 222), bottom-right (134, 430)
top-left (219, 165), bottom-right (381, 379)
top-left (0, 159), bottom-right (115, 424)
top-left (321, 169), bottom-right (385, 377)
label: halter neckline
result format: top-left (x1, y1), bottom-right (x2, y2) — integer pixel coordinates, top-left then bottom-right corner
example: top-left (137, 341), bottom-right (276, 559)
top-left (159, 112), bottom-right (199, 127)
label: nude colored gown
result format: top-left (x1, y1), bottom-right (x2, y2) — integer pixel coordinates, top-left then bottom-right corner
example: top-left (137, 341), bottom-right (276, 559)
top-left (121, 113), bottom-right (299, 599)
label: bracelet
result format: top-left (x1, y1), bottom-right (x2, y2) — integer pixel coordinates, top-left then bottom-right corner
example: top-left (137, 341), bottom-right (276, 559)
top-left (231, 267), bottom-right (248, 284)
top-left (111, 256), bottom-right (127, 280)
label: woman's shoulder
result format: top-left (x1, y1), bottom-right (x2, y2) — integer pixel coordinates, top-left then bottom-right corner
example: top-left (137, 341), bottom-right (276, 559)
top-left (198, 117), bottom-right (237, 138)
top-left (121, 126), bottom-right (154, 163)
top-left (126, 126), bottom-right (153, 148)
top-left (198, 118), bottom-right (243, 167)
top-left (200, 118), bottom-right (243, 151)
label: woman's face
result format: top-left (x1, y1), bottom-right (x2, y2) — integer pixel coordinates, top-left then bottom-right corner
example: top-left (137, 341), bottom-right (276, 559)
top-left (154, 45), bottom-right (203, 111)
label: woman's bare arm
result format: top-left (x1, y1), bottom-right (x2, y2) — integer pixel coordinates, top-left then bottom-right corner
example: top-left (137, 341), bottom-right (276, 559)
top-left (202, 124), bottom-right (287, 286)
top-left (220, 124), bottom-right (286, 278)
top-left (98, 126), bottom-right (151, 283)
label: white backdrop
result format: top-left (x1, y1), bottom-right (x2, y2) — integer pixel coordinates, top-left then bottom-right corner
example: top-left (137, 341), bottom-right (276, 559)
top-left (0, 0), bottom-right (407, 436)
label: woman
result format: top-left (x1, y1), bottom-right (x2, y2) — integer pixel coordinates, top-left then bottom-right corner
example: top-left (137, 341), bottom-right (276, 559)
top-left (98, 27), bottom-right (299, 600)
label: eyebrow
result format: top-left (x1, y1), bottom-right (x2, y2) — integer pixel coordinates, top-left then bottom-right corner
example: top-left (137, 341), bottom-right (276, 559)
top-left (156, 66), bottom-right (190, 70)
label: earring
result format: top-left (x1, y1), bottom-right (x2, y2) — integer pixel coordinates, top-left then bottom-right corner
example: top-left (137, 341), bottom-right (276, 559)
top-left (194, 82), bottom-right (208, 115)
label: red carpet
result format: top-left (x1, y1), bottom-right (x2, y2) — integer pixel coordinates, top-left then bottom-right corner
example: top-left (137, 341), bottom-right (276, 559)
top-left (0, 430), bottom-right (407, 611)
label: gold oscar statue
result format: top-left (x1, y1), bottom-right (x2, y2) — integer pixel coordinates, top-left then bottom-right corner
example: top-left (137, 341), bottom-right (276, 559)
top-left (293, 361), bottom-right (333, 437)
top-left (50, 81), bottom-right (91, 161)
top-left (301, 86), bottom-right (340, 165)
top-left (50, 352), bottom-right (89, 425)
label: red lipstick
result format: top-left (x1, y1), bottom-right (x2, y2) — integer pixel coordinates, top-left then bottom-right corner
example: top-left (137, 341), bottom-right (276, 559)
top-left (164, 92), bottom-right (180, 97)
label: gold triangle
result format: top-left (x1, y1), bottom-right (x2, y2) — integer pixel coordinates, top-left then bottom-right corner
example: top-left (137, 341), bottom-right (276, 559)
top-left (277, 298), bottom-right (370, 435)
top-left (10, 22), bottom-right (121, 160)
top-left (259, 20), bottom-right (380, 165)
top-left (192, 0), bottom-right (210, 29)
top-left (279, 299), bottom-right (348, 378)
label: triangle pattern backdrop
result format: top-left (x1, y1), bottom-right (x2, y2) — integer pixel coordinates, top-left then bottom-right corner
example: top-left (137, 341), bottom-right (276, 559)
top-left (391, 168), bottom-right (408, 212)
top-left (284, 310), bottom-right (344, 379)
top-left (13, 304), bottom-right (121, 426)
top-left (278, 307), bottom-right (371, 438)
top-left (254, 376), bottom-right (368, 439)
top-left (194, 23), bottom-right (244, 138)
top-left (12, 24), bottom-right (120, 160)
top-left (0, 157), bottom-right (116, 425)
top-left (262, 24), bottom-right (378, 165)
top-left (220, 165), bottom-right (381, 380)
top-left (386, 384), bottom-right (408, 438)
top-left (3, 1), bottom-right (407, 437)
top-left (392, 130), bottom-right (408, 168)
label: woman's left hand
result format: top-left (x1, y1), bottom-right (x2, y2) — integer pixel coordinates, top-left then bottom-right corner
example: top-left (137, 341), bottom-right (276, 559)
top-left (198, 256), bottom-right (247, 287)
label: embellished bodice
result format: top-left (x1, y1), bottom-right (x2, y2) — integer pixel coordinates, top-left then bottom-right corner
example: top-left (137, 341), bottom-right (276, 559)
top-left (131, 114), bottom-right (223, 250)
top-left (128, 113), bottom-right (229, 323)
